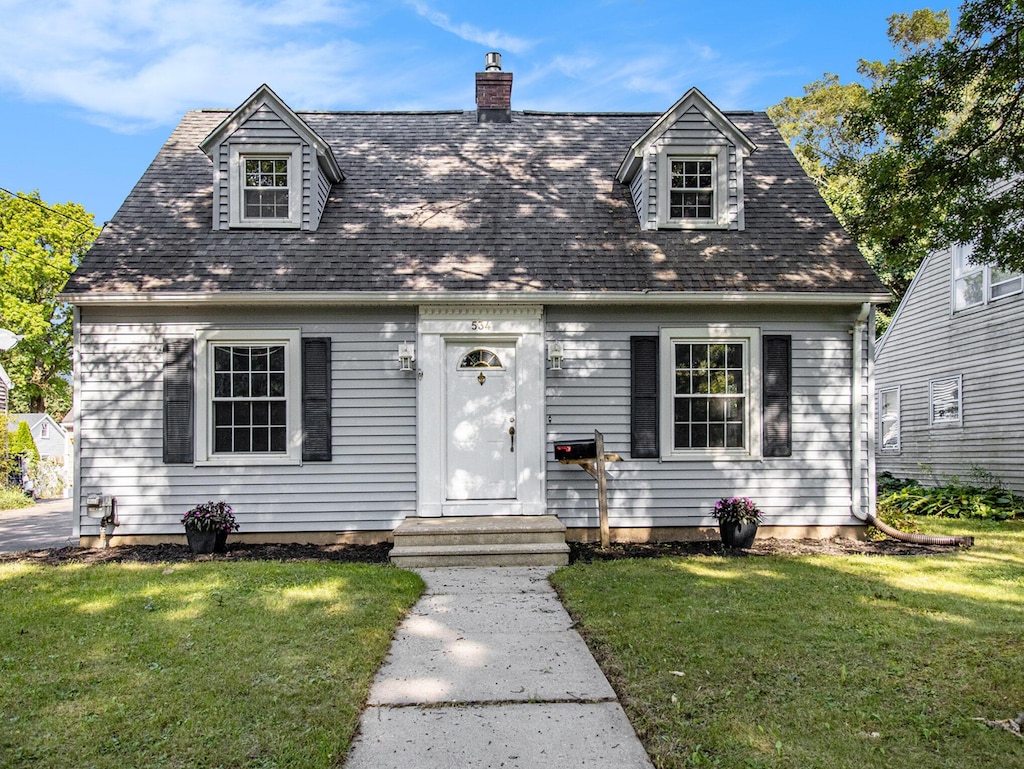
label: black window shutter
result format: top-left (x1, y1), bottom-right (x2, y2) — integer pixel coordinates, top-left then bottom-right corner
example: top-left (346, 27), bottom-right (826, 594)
top-left (302, 337), bottom-right (332, 462)
top-left (762, 335), bottom-right (792, 458)
top-left (163, 338), bottom-right (194, 464)
top-left (630, 336), bottom-right (660, 458)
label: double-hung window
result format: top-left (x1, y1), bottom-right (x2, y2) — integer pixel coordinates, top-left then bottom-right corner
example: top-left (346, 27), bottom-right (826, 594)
top-left (659, 327), bottom-right (761, 458)
top-left (195, 329), bottom-right (302, 464)
top-left (669, 159), bottom-right (714, 220)
top-left (228, 145), bottom-right (302, 228)
top-left (657, 145), bottom-right (729, 229)
top-left (953, 243), bottom-right (1023, 310)
top-left (929, 375), bottom-right (962, 426)
top-left (877, 387), bottom-right (901, 451)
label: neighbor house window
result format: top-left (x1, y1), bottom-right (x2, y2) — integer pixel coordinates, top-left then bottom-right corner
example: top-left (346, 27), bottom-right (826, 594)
top-left (195, 329), bottom-right (302, 464)
top-left (953, 243), bottom-right (1023, 310)
top-left (878, 387), bottom-right (901, 451)
top-left (228, 145), bottom-right (302, 228)
top-left (929, 375), bottom-right (962, 426)
top-left (40, 421), bottom-right (50, 440)
top-left (659, 327), bottom-right (761, 458)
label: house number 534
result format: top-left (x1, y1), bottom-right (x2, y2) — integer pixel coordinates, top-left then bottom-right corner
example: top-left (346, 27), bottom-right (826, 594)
top-left (471, 320), bottom-right (492, 331)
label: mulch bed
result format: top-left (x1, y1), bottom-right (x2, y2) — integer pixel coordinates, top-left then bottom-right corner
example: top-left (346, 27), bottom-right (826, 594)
top-left (0, 536), bottom-right (964, 567)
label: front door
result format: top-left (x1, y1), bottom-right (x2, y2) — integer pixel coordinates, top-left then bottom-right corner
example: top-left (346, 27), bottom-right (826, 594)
top-left (445, 341), bottom-right (517, 501)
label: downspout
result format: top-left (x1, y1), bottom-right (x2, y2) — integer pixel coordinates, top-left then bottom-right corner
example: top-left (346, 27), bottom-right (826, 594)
top-left (850, 303), bottom-right (870, 521)
top-left (852, 303), bottom-right (973, 547)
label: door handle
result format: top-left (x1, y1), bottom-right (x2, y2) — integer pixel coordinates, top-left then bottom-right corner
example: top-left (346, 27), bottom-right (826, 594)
top-left (509, 425), bottom-right (516, 453)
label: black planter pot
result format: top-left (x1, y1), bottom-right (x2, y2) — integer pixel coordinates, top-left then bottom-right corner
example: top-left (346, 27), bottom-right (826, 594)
top-left (718, 520), bottom-right (759, 549)
top-left (185, 528), bottom-right (220, 555)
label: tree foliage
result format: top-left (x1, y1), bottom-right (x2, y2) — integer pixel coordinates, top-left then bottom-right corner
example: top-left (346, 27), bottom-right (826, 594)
top-left (0, 190), bottom-right (98, 416)
top-left (768, 9), bottom-right (951, 324)
top-left (858, 1), bottom-right (1024, 275)
top-left (9, 420), bottom-right (39, 463)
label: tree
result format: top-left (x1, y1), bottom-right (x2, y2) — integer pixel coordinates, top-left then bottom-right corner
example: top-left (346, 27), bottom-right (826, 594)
top-left (767, 9), bottom-right (951, 328)
top-left (857, 1), bottom-right (1024, 276)
top-left (9, 420), bottom-right (39, 463)
top-left (0, 190), bottom-right (98, 416)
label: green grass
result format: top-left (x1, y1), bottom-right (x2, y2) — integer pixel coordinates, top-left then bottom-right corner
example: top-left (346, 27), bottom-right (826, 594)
top-left (0, 560), bottom-right (423, 768)
top-left (552, 520), bottom-right (1024, 769)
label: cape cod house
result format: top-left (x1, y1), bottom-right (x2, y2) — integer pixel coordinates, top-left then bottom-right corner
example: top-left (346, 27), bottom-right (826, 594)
top-left (61, 55), bottom-right (888, 556)
top-left (875, 238), bottom-right (1024, 493)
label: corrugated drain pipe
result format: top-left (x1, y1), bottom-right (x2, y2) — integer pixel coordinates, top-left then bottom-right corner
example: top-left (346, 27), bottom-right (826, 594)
top-left (865, 512), bottom-right (974, 547)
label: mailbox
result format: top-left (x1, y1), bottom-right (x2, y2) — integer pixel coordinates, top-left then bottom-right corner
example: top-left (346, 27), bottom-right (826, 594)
top-left (554, 440), bottom-right (598, 461)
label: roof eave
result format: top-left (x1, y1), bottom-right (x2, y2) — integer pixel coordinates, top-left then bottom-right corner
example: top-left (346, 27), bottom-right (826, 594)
top-left (62, 289), bottom-right (893, 307)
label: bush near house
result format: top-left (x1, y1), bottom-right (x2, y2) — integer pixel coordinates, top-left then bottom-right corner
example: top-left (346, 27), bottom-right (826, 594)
top-left (877, 472), bottom-right (1024, 521)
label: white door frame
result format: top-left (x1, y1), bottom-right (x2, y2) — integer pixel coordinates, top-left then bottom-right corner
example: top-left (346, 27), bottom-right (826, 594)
top-left (417, 305), bottom-right (546, 517)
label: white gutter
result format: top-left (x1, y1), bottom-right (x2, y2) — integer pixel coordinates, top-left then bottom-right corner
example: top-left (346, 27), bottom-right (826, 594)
top-left (61, 289), bottom-right (892, 307)
top-left (850, 302), bottom-right (871, 521)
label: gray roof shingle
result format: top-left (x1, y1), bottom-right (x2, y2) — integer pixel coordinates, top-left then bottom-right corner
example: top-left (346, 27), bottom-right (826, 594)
top-left (63, 109), bottom-right (887, 297)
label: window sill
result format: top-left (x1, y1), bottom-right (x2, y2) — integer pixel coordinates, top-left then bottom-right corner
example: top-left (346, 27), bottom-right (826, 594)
top-left (660, 450), bottom-right (761, 462)
top-left (195, 454), bottom-right (302, 467)
top-left (657, 219), bottom-right (728, 231)
top-left (227, 219), bottom-right (301, 230)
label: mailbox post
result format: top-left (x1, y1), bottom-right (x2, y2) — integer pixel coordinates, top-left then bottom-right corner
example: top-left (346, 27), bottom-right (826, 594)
top-left (555, 429), bottom-right (620, 548)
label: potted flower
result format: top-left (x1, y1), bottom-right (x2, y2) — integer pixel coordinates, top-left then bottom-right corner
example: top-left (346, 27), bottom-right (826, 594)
top-left (712, 496), bottom-right (763, 549)
top-left (181, 501), bottom-right (239, 554)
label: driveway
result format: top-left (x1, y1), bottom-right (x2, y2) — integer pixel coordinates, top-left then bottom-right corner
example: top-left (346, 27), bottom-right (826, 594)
top-left (0, 498), bottom-right (76, 553)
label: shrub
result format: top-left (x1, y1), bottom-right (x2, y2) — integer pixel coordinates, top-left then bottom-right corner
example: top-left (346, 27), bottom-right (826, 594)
top-left (181, 501), bottom-right (239, 533)
top-left (878, 482), bottom-right (1024, 521)
top-left (0, 484), bottom-right (32, 510)
top-left (712, 496), bottom-right (763, 524)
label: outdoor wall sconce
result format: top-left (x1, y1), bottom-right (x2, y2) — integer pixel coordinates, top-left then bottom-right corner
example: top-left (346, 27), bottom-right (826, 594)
top-left (398, 342), bottom-right (416, 372)
top-left (548, 341), bottom-right (564, 371)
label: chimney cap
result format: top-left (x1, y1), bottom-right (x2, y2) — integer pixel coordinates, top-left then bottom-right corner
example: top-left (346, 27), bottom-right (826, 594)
top-left (485, 52), bottom-right (502, 72)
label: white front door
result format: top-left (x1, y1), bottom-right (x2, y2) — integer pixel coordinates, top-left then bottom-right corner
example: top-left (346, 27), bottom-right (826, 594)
top-left (446, 341), bottom-right (517, 501)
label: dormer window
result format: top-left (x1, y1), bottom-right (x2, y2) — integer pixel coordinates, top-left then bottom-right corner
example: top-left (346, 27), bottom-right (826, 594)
top-left (670, 159), bottom-right (714, 220)
top-left (656, 145), bottom-right (729, 229)
top-left (244, 158), bottom-right (290, 219)
top-left (228, 144), bottom-right (302, 228)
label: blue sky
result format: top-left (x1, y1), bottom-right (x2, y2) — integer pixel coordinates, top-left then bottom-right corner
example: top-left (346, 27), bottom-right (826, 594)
top-left (0, 0), bottom-right (945, 224)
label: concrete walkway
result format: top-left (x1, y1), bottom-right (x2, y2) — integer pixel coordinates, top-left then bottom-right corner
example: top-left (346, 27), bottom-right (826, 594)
top-left (0, 498), bottom-right (75, 553)
top-left (345, 566), bottom-right (654, 769)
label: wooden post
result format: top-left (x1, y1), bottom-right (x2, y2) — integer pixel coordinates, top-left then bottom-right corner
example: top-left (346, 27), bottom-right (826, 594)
top-left (595, 429), bottom-right (610, 549)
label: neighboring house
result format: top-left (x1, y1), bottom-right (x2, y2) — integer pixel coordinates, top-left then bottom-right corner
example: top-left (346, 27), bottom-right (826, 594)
top-left (0, 363), bottom-right (11, 414)
top-left (7, 413), bottom-right (69, 462)
top-left (60, 56), bottom-right (888, 546)
top-left (875, 239), bottom-right (1024, 492)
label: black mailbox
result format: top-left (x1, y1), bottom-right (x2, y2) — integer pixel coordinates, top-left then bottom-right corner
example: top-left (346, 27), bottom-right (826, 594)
top-left (554, 440), bottom-right (598, 461)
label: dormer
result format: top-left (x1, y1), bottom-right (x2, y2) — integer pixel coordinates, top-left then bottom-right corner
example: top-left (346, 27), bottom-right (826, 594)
top-left (199, 84), bottom-right (344, 231)
top-left (617, 88), bottom-right (756, 231)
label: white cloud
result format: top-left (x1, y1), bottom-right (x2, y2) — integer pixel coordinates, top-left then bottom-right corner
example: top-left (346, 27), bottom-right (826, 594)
top-left (406, 0), bottom-right (532, 54)
top-left (0, 0), bottom-right (372, 130)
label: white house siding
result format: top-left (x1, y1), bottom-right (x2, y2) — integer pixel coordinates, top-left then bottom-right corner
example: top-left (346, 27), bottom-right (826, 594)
top-left (545, 305), bottom-right (871, 531)
top-left (75, 305), bottom-right (417, 539)
top-left (875, 249), bottom-right (1024, 492)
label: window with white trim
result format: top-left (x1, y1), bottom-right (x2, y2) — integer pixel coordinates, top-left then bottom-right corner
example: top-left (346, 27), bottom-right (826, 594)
top-left (229, 145), bottom-right (302, 228)
top-left (195, 329), bottom-right (302, 464)
top-left (659, 327), bottom-right (761, 458)
top-left (657, 145), bottom-right (729, 229)
top-left (878, 387), bottom-right (900, 451)
top-left (953, 243), bottom-right (1023, 310)
top-left (929, 375), bottom-right (962, 426)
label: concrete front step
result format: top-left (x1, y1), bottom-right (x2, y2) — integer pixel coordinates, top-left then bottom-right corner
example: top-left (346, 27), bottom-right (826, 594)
top-left (390, 515), bottom-right (570, 567)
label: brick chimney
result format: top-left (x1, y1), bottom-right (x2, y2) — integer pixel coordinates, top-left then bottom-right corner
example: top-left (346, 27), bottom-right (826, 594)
top-left (476, 52), bottom-right (512, 123)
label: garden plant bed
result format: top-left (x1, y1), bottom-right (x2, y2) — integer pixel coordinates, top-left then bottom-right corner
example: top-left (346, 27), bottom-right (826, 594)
top-left (1, 535), bottom-right (961, 567)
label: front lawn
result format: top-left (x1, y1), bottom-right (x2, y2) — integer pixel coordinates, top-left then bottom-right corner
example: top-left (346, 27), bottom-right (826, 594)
top-left (552, 520), bottom-right (1024, 769)
top-left (0, 560), bottom-right (423, 768)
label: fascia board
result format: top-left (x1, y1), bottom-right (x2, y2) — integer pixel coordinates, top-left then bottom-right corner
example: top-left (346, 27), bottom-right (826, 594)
top-left (62, 290), bottom-right (893, 307)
